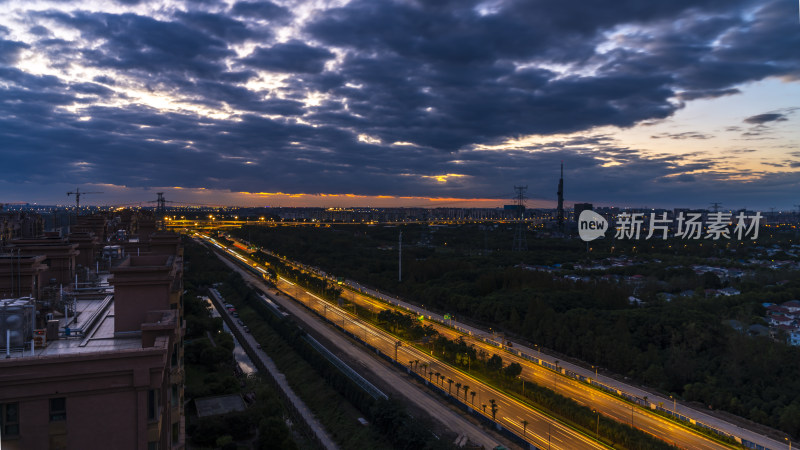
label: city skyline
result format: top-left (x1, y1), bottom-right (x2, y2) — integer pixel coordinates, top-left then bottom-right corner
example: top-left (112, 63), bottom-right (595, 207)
top-left (1, 0), bottom-right (798, 209)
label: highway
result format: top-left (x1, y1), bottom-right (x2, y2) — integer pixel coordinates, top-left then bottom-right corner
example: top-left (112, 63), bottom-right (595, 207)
top-left (275, 277), bottom-right (606, 450)
top-left (202, 238), bottom-right (505, 449)
top-left (336, 284), bottom-right (731, 450)
top-left (201, 234), bottom-right (607, 449)
top-left (345, 282), bottom-right (788, 450)
top-left (204, 234), bottom-right (783, 450)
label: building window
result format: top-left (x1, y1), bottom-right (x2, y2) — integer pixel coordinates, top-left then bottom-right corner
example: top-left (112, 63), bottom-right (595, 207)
top-left (172, 421), bottom-right (179, 444)
top-left (171, 384), bottom-right (178, 408)
top-left (49, 397), bottom-right (66, 422)
top-left (1, 402), bottom-right (20, 436)
top-left (147, 389), bottom-right (160, 421)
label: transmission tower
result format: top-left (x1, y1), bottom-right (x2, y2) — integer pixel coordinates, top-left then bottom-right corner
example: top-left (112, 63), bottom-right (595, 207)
top-left (156, 192), bottom-right (167, 214)
top-left (512, 186), bottom-right (528, 252)
top-left (709, 202), bottom-right (722, 213)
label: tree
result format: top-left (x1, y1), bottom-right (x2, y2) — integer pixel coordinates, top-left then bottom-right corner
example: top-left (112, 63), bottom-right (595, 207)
top-left (463, 384), bottom-right (470, 399)
top-left (504, 362), bottom-right (522, 378)
top-left (487, 354), bottom-right (504, 372)
top-left (521, 419), bottom-right (529, 436)
top-left (489, 399), bottom-right (498, 420)
top-left (470, 391), bottom-right (476, 405)
top-left (455, 382), bottom-right (462, 398)
top-left (447, 378), bottom-right (454, 395)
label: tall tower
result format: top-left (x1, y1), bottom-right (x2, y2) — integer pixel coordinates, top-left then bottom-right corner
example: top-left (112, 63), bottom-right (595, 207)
top-left (557, 162), bottom-right (564, 233)
top-left (512, 186), bottom-right (528, 252)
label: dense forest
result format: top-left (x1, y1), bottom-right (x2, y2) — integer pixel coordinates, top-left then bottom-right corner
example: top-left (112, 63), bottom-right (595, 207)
top-left (183, 244), bottom-right (299, 449)
top-left (230, 224), bottom-right (800, 439)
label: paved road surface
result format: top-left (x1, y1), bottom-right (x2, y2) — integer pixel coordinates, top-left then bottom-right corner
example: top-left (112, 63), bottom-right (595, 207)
top-left (212, 249), bottom-right (505, 449)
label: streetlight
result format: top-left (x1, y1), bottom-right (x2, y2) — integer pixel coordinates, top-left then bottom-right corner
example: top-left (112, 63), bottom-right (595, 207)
top-left (593, 409), bottom-right (599, 437)
top-left (786, 437), bottom-right (791, 450)
top-left (670, 395), bottom-right (676, 415)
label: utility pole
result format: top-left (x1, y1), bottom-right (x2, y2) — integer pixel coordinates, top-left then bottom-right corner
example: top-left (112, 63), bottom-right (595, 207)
top-left (398, 230), bottom-right (402, 282)
top-left (512, 185), bottom-right (528, 251)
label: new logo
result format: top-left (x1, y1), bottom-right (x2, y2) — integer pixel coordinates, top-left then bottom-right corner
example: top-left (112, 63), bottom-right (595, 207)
top-left (578, 210), bottom-right (608, 242)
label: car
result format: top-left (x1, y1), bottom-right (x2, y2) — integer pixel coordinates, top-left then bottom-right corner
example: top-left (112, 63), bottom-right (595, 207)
top-left (238, 320), bottom-right (243, 325)
top-left (233, 312), bottom-right (239, 318)
top-left (256, 344), bottom-right (262, 349)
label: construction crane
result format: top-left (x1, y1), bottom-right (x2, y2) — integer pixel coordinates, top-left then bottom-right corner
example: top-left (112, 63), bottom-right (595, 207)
top-left (66, 188), bottom-right (103, 209)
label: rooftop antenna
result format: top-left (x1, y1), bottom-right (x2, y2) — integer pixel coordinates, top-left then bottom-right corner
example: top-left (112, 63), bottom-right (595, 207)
top-left (66, 187), bottom-right (103, 209)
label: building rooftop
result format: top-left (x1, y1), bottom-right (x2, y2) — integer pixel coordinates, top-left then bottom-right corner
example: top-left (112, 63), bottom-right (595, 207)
top-left (38, 301), bottom-right (143, 356)
top-left (195, 394), bottom-right (246, 418)
top-left (2, 294), bottom-right (148, 359)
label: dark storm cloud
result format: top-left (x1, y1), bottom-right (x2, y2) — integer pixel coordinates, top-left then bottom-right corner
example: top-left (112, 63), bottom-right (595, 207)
top-left (0, 39), bottom-right (28, 64)
top-left (230, 1), bottom-right (291, 22)
top-left (242, 41), bottom-right (334, 74)
top-left (658, 173), bottom-right (696, 182)
top-left (39, 10), bottom-right (235, 78)
top-left (29, 25), bottom-right (51, 37)
top-left (677, 88), bottom-right (740, 101)
top-left (174, 11), bottom-right (264, 42)
top-left (743, 113), bottom-right (787, 125)
top-left (1, 0), bottom-right (798, 208)
top-left (296, 0), bottom-right (798, 153)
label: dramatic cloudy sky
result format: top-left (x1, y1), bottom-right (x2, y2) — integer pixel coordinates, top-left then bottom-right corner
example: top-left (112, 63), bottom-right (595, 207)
top-left (1, 0), bottom-right (798, 209)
